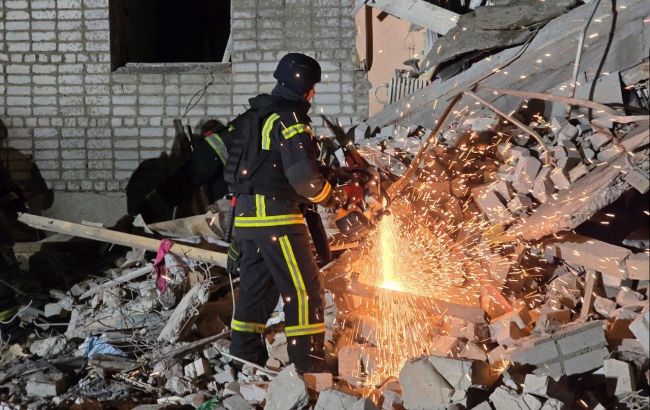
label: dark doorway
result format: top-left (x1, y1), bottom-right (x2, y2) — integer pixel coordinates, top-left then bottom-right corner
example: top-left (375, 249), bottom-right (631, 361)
top-left (109, 0), bottom-right (231, 70)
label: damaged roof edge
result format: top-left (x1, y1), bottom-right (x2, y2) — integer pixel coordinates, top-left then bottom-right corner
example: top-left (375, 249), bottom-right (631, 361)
top-left (366, 0), bottom-right (650, 131)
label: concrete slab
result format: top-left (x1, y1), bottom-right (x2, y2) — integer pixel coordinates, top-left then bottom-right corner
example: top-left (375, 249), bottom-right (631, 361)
top-left (550, 235), bottom-right (630, 278)
top-left (506, 321), bottom-right (608, 378)
top-left (399, 357), bottom-right (453, 409)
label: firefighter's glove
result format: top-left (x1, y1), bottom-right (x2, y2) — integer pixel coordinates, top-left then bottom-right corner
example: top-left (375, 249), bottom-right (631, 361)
top-left (227, 241), bottom-right (241, 277)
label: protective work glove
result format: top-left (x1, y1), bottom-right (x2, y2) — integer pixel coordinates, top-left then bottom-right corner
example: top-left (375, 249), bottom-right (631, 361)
top-left (226, 241), bottom-right (241, 277)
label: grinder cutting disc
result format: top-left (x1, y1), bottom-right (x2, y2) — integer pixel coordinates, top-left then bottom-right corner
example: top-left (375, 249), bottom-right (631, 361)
top-left (336, 209), bottom-right (372, 240)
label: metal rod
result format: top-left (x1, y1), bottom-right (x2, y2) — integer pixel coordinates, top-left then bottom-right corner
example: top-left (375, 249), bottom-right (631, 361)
top-left (465, 91), bottom-right (551, 165)
top-left (385, 92), bottom-right (463, 200)
top-left (566, 0), bottom-right (603, 118)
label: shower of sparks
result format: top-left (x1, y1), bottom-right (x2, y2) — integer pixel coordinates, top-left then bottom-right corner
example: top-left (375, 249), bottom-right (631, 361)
top-left (339, 107), bottom-right (561, 385)
top-left (345, 191), bottom-right (529, 385)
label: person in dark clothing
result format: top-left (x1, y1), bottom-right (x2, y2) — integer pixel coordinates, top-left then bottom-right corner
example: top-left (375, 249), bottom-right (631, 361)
top-left (134, 121), bottom-right (234, 224)
top-left (0, 162), bottom-right (27, 308)
top-left (225, 53), bottom-right (346, 372)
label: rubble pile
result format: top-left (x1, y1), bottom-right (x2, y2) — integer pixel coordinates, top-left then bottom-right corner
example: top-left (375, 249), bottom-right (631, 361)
top-left (1, 0), bottom-right (648, 409)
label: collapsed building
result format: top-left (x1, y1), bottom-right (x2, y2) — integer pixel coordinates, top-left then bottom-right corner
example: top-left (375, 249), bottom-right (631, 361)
top-left (0, 0), bottom-right (648, 409)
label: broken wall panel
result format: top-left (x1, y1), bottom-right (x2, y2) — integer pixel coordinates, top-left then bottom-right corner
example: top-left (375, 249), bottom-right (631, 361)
top-left (367, 0), bottom-right (650, 131)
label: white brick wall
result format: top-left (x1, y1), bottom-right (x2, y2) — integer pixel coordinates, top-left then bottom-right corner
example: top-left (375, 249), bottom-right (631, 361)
top-left (0, 0), bottom-right (370, 192)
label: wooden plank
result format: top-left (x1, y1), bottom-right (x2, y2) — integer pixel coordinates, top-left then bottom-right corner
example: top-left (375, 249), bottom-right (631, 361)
top-left (17, 213), bottom-right (227, 268)
top-left (79, 264), bottom-right (153, 300)
top-left (580, 269), bottom-right (601, 321)
top-left (366, 0), bottom-right (459, 35)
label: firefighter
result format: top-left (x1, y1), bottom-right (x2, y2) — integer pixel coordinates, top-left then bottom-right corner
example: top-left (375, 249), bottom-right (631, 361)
top-left (224, 53), bottom-right (346, 372)
top-left (134, 120), bottom-right (234, 224)
top-left (0, 162), bottom-right (27, 309)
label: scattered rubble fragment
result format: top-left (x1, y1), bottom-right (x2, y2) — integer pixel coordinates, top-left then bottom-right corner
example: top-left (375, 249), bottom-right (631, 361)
top-left (0, 0), bottom-right (648, 408)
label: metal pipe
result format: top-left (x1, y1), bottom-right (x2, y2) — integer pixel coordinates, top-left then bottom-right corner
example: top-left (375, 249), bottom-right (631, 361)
top-left (566, 0), bottom-right (603, 118)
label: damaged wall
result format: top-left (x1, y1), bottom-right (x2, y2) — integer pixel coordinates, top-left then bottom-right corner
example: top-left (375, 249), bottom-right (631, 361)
top-left (0, 0), bottom-right (369, 222)
top-left (354, 7), bottom-right (425, 115)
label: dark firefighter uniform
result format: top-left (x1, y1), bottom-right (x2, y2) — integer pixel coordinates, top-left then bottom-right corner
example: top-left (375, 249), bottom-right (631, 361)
top-left (225, 53), bottom-right (343, 372)
top-left (0, 162), bottom-right (27, 308)
top-left (135, 124), bottom-right (233, 223)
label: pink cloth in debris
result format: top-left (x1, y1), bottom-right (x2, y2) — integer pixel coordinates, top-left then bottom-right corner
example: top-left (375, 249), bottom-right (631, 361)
top-left (153, 239), bottom-right (174, 292)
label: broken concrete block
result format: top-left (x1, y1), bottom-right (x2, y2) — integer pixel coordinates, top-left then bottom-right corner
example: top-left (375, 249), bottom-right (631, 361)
top-left (399, 357), bottom-right (453, 409)
top-left (616, 286), bottom-right (644, 307)
top-left (157, 283), bottom-right (209, 343)
top-left (629, 310), bottom-right (649, 356)
top-left (558, 124), bottom-right (578, 141)
top-left (338, 344), bottom-right (363, 383)
top-left (239, 382), bottom-right (267, 403)
top-left (490, 308), bottom-right (531, 334)
top-left (589, 131), bottom-right (613, 151)
top-left (551, 117), bottom-right (569, 137)
top-left (506, 321), bottom-right (608, 378)
top-left (382, 389), bottom-right (403, 410)
top-left (165, 376), bottom-right (193, 396)
top-left (489, 386), bottom-right (530, 410)
top-left (522, 374), bottom-right (573, 404)
top-left (427, 356), bottom-right (482, 403)
top-left (551, 235), bottom-right (630, 278)
top-left (315, 389), bottom-right (359, 410)
top-left (462, 111), bottom-right (499, 132)
top-left (304, 373), bottom-right (333, 392)
top-left (265, 364), bottom-right (309, 410)
top-left (604, 358), bottom-right (637, 397)
top-left (214, 368), bottom-right (236, 385)
top-left (624, 167), bottom-right (650, 194)
top-left (512, 156), bottom-right (541, 193)
top-left (550, 146), bottom-right (568, 160)
top-left (593, 296), bottom-right (617, 319)
top-left (184, 357), bottom-right (212, 379)
top-left (428, 336), bottom-right (462, 357)
top-left (626, 253), bottom-right (650, 280)
top-left (549, 168), bottom-right (571, 190)
top-left (541, 398), bottom-right (565, 410)
top-left (354, 398), bottom-right (378, 410)
top-left (223, 394), bottom-right (253, 410)
top-left (596, 143), bottom-right (624, 162)
top-left (26, 373), bottom-right (68, 398)
top-left (30, 336), bottom-right (67, 358)
top-left (581, 147), bottom-right (595, 161)
top-left (266, 331), bottom-right (289, 365)
top-left (459, 341), bottom-right (487, 361)
top-left (532, 167), bottom-right (555, 203)
top-left (493, 180), bottom-right (514, 201)
top-left (487, 345), bottom-right (509, 365)
top-left (523, 394), bottom-right (543, 410)
top-left (492, 321), bottom-right (526, 348)
top-left (601, 272), bottom-right (625, 298)
top-left (451, 177), bottom-right (470, 198)
top-left (568, 163), bottom-right (588, 183)
top-left (447, 318), bottom-right (476, 340)
top-left (472, 185), bottom-right (515, 225)
top-left (470, 402), bottom-right (493, 410)
top-left (507, 194), bottom-right (534, 214)
top-left (44, 302), bottom-right (64, 318)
